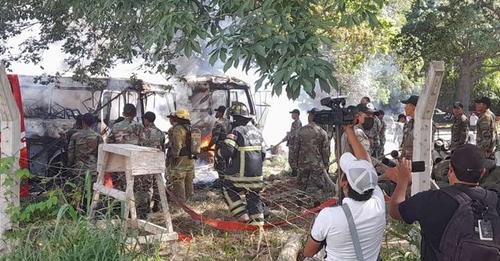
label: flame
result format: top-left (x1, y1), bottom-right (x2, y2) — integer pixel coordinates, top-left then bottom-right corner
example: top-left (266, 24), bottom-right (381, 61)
top-left (201, 134), bottom-right (215, 157)
top-left (201, 134), bottom-right (212, 148)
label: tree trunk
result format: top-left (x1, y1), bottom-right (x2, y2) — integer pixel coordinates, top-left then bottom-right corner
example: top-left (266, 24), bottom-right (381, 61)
top-left (456, 62), bottom-right (475, 113)
top-left (456, 55), bottom-right (484, 113)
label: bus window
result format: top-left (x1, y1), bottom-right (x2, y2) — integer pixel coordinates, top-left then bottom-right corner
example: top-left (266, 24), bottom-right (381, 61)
top-left (229, 89), bottom-right (253, 114)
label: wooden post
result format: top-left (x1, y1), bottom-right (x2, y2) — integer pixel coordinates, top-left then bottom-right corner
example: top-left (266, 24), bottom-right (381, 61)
top-left (412, 61), bottom-right (445, 195)
top-left (0, 65), bottom-right (21, 251)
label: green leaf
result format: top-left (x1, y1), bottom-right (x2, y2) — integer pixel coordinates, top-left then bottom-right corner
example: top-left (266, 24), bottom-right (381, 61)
top-left (319, 78), bottom-right (331, 93)
top-left (184, 44), bottom-right (192, 57)
top-left (192, 41), bottom-right (202, 53)
top-left (255, 45), bottom-right (266, 57)
top-left (255, 76), bottom-right (266, 91)
top-left (209, 51), bottom-right (219, 65)
top-left (220, 49), bottom-right (227, 61)
top-left (223, 58), bottom-right (233, 72)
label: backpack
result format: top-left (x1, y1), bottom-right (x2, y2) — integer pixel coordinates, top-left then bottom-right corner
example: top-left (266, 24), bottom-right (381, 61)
top-left (178, 124), bottom-right (201, 159)
top-left (439, 186), bottom-right (500, 261)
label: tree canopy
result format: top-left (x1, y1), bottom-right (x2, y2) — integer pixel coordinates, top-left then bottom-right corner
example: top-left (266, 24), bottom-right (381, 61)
top-left (394, 0), bottom-right (500, 109)
top-left (0, 0), bottom-right (386, 99)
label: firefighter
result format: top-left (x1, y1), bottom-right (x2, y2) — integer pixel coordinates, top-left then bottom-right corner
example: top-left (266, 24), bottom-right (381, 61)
top-left (168, 109), bottom-right (196, 203)
top-left (218, 102), bottom-right (266, 225)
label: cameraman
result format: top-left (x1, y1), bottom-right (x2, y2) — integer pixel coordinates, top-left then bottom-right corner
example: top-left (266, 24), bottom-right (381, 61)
top-left (340, 103), bottom-right (373, 155)
top-left (304, 123), bottom-right (386, 260)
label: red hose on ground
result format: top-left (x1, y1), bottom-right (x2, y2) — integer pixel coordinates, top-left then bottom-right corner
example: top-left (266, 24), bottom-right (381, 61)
top-left (165, 189), bottom-right (338, 232)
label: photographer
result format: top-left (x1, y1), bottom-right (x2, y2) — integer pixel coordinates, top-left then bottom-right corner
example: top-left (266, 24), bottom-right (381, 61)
top-left (304, 123), bottom-right (386, 261)
top-left (388, 144), bottom-right (500, 261)
top-left (340, 103), bottom-right (372, 155)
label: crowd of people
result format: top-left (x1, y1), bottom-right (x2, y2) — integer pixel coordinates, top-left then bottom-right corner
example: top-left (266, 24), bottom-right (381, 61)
top-left (65, 93), bottom-right (500, 260)
top-left (298, 95), bottom-right (500, 261)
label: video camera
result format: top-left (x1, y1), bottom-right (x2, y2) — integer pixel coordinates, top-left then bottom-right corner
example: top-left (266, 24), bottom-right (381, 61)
top-left (313, 97), bottom-right (356, 126)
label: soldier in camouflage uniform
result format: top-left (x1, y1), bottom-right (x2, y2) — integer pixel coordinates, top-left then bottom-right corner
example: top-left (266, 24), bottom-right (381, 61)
top-left (474, 97), bottom-right (497, 160)
top-left (106, 104), bottom-right (151, 218)
top-left (66, 115), bottom-right (83, 143)
top-left (169, 109), bottom-right (195, 203)
top-left (208, 106), bottom-right (230, 173)
top-left (450, 102), bottom-right (469, 152)
top-left (400, 95), bottom-right (419, 160)
top-left (375, 110), bottom-right (386, 156)
top-left (341, 104), bottom-right (372, 155)
top-left (68, 113), bottom-right (102, 177)
top-left (143, 111), bottom-right (166, 150)
top-left (143, 111), bottom-right (166, 212)
top-left (365, 106), bottom-right (382, 158)
top-left (67, 113), bottom-right (102, 210)
top-left (208, 106), bottom-right (230, 150)
top-left (291, 108), bottom-right (330, 192)
top-left (280, 109), bottom-right (302, 176)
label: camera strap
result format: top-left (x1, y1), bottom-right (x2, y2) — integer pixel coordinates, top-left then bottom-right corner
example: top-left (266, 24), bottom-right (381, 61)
top-left (341, 203), bottom-right (364, 261)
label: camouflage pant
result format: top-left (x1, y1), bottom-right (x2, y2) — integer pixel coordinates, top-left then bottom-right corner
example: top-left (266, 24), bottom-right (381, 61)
top-left (112, 173), bottom-right (152, 218)
top-left (169, 169), bottom-right (194, 203)
top-left (297, 168), bottom-right (328, 193)
top-left (287, 145), bottom-right (298, 176)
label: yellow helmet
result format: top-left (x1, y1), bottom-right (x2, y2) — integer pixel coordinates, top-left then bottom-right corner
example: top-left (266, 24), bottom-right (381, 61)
top-left (174, 109), bottom-right (190, 120)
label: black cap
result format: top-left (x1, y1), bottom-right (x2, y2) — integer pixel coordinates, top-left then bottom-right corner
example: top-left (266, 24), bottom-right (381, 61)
top-left (401, 95), bottom-right (419, 106)
top-left (144, 111), bottom-right (156, 122)
top-left (356, 103), bottom-right (375, 114)
top-left (167, 113), bottom-right (174, 118)
top-left (216, 106), bottom-right (227, 113)
top-left (123, 103), bottom-right (137, 114)
top-left (474, 97), bottom-right (491, 108)
top-left (307, 108), bottom-right (318, 114)
top-left (289, 109), bottom-right (300, 115)
top-left (453, 102), bottom-right (464, 109)
top-left (451, 144), bottom-right (485, 183)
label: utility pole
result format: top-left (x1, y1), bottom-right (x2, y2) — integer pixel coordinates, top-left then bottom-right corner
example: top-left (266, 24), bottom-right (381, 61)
top-left (0, 65), bottom-right (21, 251)
top-left (412, 61), bottom-right (445, 195)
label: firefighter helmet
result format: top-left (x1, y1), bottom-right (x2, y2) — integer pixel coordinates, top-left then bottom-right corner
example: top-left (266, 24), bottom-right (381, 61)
top-left (174, 109), bottom-right (190, 120)
top-left (229, 102), bottom-right (251, 118)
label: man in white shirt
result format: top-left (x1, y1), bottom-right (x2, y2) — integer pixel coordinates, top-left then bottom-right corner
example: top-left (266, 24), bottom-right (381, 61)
top-left (304, 124), bottom-right (386, 261)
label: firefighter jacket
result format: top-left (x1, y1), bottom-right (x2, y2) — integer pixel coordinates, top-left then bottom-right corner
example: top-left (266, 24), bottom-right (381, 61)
top-left (219, 124), bottom-right (265, 189)
top-left (170, 123), bottom-right (195, 171)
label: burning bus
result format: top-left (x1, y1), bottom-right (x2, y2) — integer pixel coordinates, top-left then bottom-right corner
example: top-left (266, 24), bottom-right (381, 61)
top-left (10, 74), bottom-right (268, 179)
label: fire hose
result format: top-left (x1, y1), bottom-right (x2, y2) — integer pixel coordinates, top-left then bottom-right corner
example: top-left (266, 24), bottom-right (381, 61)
top-left (165, 189), bottom-right (338, 232)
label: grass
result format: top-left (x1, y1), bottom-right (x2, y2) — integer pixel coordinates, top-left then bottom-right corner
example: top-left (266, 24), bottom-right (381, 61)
top-left (0, 219), bottom-right (158, 261)
top-left (0, 157), bottom-right (422, 261)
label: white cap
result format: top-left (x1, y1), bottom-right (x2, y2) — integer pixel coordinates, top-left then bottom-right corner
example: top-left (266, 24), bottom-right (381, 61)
top-left (339, 152), bottom-right (378, 194)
